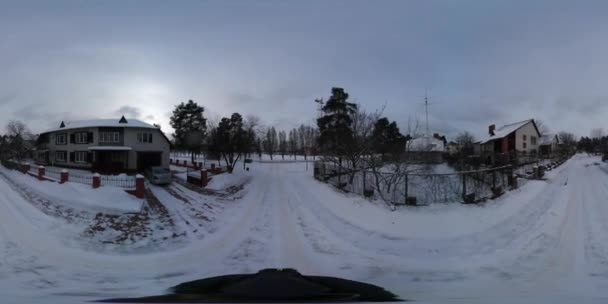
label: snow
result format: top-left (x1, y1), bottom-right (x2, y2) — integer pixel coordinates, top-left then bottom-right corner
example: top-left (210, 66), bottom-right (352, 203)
top-left (206, 169), bottom-right (252, 191)
top-left (0, 167), bottom-right (143, 213)
top-left (41, 118), bottom-right (156, 133)
top-left (2, 153), bottom-right (608, 303)
top-left (540, 133), bottom-right (558, 145)
top-left (480, 119), bottom-right (533, 144)
top-left (407, 136), bottom-right (446, 152)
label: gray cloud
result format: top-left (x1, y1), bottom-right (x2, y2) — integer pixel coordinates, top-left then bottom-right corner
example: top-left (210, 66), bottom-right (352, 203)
top-left (114, 106), bottom-right (141, 119)
top-left (2, 1), bottom-right (608, 137)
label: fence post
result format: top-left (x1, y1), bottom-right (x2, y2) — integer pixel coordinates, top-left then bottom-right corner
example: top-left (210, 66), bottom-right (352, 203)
top-left (92, 173), bottom-right (101, 189)
top-left (201, 169), bottom-right (208, 187)
top-left (492, 170), bottom-right (496, 189)
top-left (37, 165), bottom-right (45, 181)
top-left (60, 169), bottom-right (69, 184)
top-left (462, 173), bottom-right (467, 199)
top-left (135, 174), bottom-right (145, 198)
top-left (404, 174), bottom-right (409, 203)
top-left (362, 170), bottom-right (366, 190)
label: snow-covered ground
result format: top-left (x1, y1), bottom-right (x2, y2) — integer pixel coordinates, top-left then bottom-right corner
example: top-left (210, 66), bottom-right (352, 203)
top-left (1, 153), bottom-right (608, 303)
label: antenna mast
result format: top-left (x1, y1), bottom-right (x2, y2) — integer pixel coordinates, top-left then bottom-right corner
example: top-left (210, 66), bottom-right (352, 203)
top-left (424, 92), bottom-right (430, 137)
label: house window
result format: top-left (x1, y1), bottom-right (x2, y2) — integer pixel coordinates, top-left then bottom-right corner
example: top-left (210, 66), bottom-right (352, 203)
top-left (74, 151), bottom-right (88, 163)
top-left (99, 132), bottom-right (120, 143)
top-left (523, 142), bottom-right (527, 149)
top-left (56, 133), bottom-right (67, 145)
top-left (531, 136), bottom-right (537, 145)
top-left (523, 134), bottom-right (527, 141)
top-left (75, 132), bottom-right (88, 144)
top-left (137, 133), bottom-right (153, 143)
top-left (55, 151), bottom-right (67, 162)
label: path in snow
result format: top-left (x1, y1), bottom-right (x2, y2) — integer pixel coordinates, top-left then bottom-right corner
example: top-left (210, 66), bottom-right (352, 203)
top-left (2, 154), bottom-right (608, 303)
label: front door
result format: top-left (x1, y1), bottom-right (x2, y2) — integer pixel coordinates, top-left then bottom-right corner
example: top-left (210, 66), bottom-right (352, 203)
top-left (93, 151), bottom-right (127, 174)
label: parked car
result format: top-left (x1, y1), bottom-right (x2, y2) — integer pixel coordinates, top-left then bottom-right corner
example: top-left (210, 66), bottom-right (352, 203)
top-left (145, 166), bottom-right (172, 185)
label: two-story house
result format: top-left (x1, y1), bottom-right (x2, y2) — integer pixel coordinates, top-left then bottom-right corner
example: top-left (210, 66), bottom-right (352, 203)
top-left (480, 119), bottom-right (542, 155)
top-left (34, 116), bottom-right (171, 173)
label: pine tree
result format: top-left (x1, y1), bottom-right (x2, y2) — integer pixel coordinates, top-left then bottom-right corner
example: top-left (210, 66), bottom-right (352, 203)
top-left (212, 113), bottom-right (248, 173)
top-left (316, 87), bottom-right (358, 157)
top-left (169, 100), bottom-right (207, 163)
top-left (372, 117), bottom-right (406, 159)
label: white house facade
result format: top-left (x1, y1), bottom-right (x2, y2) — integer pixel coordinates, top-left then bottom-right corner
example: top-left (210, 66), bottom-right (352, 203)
top-left (480, 119), bottom-right (541, 154)
top-left (34, 117), bottom-right (171, 173)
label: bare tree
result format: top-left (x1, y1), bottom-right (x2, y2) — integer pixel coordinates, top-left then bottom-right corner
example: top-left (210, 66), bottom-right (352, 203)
top-left (278, 130), bottom-right (287, 160)
top-left (6, 120), bottom-right (29, 138)
top-left (558, 131), bottom-right (577, 153)
top-left (263, 127), bottom-right (278, 160)
top-left (591, 128), bottom-right (605, 139)
top-left (5, 120), bottom-right (32, 161)
top-left (454, 131), bottom-right (476, 155)
top-left (535, 119), bottom-right (550, 136)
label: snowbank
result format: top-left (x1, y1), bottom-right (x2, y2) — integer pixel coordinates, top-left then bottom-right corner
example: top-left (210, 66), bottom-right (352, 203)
top-left (1, 168), bottom-right (143, 213)
top-left (206, 170), bottom-right (252, 190)
top-left (295, 157), bottom-right (572, 239)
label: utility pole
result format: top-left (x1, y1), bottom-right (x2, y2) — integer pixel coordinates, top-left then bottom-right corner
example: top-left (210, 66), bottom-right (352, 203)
top-left (424, 93), bottom-right (430, 138)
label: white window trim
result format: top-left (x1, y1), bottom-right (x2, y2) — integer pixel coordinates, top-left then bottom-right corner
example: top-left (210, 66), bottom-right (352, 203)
top-left (100, 132), bottom-right (120, 143)
top-left (75, 132), bottom-right (88, 144)
top-left (75, 151), bottom-right (87, 163)
top-left (56, 134), bottom-right (67, 145)
top-left (137, 132), bottom-right (153, 144)
top-left (55, 151), bottom-right (66, 162)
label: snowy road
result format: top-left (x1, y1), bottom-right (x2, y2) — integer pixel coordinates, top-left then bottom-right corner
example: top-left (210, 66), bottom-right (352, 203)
top-left (2, 154), bottom-right (608, 303)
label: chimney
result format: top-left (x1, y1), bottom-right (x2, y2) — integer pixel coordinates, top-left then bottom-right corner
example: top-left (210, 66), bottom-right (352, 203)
top-left (489, 124), bottom-right (496, 136)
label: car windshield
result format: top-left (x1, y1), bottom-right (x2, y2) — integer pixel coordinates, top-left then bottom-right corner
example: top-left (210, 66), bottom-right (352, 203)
top-left (153, 168), bottom-right (169, 174)
top-left (0, 1), bottom-right (606, 303)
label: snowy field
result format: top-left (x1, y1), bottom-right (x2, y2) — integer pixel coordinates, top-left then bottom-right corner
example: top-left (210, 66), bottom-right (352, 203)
top-left (1, 154), bottom-right (608, 303)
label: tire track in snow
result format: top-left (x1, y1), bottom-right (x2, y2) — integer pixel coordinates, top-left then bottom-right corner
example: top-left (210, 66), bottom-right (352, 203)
top-left (288, 169), bottom-right (569, 263)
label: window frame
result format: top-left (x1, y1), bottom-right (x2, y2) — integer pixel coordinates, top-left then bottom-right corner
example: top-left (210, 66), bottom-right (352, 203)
top-left (531, 136), bottom-right (537, 145)
top-left (522, 134), bottom-right (527, 141)
top-left (100, 132), bottom-right (120, 143)
top-left (74, 132), bottom-right (88, 144)
top-left (55, 151), bottom-right (67, 162)
top-left (74, 151), bottom-right (88, 163)
top-left (56, 133), bottom-right (67, 145)
top-left (523, 142), bottom-right (527, 149)
top-left (137, 132), bottom-right (153, 144)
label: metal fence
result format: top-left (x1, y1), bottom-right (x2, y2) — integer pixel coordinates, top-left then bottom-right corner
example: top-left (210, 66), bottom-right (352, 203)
top-left (314, 162), bottom-right (513, 206)
top-left (66, 171), bottom-right (92, 185)
top-left (44, 167), bottom-right (63, 181)
top-left (100, 175), bottom-right (136, 189)
top-left (0, 160), bottom-right (136, 189)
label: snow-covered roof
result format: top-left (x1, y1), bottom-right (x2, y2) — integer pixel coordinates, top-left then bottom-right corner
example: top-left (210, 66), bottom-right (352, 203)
top-left (407, 136), bottom-right (446, 152)
top-left (480, 119), bottom-right (537, 144)
top-left (539, 134), bottom-right (558, 146)
top-left (42, 118), bottom-right (156, 134)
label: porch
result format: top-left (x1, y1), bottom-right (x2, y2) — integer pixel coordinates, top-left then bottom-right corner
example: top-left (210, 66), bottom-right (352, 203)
top-left (89, 146), bottom-right (132, 174)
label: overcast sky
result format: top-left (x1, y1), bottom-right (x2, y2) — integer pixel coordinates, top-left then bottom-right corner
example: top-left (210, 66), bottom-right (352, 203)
top-left (2, 0), bottom-right (608, 140)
